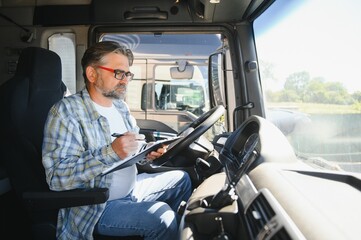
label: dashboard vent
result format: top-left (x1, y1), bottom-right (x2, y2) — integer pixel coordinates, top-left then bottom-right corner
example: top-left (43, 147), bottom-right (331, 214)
top-left (245, 192), bottom-right (275, 238)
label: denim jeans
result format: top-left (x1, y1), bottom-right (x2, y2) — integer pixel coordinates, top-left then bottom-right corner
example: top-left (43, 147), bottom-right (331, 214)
top-left (94, 170), bottom-right (192, 240)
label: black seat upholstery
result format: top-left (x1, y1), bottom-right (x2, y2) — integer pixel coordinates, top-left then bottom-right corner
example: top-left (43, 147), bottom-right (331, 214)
top-left (4, 47), bottom-right (67, 195)
top-left (0, 47), bottom-right (66, 238)
top-left (0, 47), bottom-right (112, 239)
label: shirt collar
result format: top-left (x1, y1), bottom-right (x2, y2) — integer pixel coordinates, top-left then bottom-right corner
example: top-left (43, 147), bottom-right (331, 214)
top-left (80, 87), bottom-right (129, 122)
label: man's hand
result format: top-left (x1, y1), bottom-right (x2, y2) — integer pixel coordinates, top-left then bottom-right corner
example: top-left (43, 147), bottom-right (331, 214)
top-left (146, 144), bottom-right (168, 161)
top-left (111, 132), bottom-right (145, 159)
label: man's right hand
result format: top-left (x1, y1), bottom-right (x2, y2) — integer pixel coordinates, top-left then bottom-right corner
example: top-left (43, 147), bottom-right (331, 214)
top-left (111, 132), bottom-right (145, 159)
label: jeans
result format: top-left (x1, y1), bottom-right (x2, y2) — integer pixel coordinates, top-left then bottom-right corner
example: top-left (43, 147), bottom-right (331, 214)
top-left (94, 170), bottom-right (192, 240)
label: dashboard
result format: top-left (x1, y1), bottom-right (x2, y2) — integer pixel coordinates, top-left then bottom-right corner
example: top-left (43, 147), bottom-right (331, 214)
top-left (180, 115), bottom-right (361, 240)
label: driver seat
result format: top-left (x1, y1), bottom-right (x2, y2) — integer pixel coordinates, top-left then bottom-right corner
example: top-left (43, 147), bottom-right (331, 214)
top-left (0, 47), bottom-right (141, 240)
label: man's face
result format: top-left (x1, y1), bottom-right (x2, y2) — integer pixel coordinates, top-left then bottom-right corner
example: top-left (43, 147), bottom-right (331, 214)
top-left (94, 52), bottom-right (130, 100)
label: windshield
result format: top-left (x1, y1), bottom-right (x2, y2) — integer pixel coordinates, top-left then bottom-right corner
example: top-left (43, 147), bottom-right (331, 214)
top-left (254, 0), bottom-right (361, 173)
top-left (99, 33), bottom-right (223, 135)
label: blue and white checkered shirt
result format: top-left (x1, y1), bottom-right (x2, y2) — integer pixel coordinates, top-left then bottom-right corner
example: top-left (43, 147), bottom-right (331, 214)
top-left (42, 87), bottom-right (139, 239)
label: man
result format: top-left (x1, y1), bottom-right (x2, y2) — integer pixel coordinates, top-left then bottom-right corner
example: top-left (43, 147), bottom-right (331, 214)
top-left (42, 41), bottom-right (192, 239)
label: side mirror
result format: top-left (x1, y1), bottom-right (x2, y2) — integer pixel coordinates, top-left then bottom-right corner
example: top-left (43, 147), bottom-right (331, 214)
top-left (141, 83), bottom-right (157, 110)
top-left (208, 52), bottom-right (225, 107)
top-left (141, 83), bottom-right (148, 111)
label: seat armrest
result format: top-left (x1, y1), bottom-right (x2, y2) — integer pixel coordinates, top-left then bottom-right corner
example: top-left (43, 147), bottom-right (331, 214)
top-left (23, 188), bottom-right (109, 210)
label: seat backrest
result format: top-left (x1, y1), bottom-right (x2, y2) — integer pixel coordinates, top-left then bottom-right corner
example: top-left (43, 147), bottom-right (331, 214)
top-left (1, 47), bottom-right (66, 198)
top-left (0, 47), bottom-right (144, 240)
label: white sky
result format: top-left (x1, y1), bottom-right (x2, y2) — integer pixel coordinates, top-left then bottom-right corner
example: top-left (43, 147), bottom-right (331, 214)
top-left (255, 0), bottom-right (361, 93)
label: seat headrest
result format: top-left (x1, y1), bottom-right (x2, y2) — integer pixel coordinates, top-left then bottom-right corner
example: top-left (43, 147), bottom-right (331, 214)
top-left (8, 47), bottom-right (66, 150)
top-left (15, 47), bottom-right (62, 91)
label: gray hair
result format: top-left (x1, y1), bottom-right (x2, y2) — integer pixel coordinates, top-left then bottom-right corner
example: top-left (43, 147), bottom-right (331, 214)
top-left (81, 41), bottom-right (134, 83)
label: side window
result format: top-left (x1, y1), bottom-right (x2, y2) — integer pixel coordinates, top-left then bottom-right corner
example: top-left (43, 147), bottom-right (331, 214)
top-left (48, 33), bottom-right (76, 95)
top-left (254, 0), bottom-right (361, 173)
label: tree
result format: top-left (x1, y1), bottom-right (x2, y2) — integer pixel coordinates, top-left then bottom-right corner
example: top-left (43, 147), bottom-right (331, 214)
top-left (304, 78), bottom-right (326, 103)
top-left (323, 81), bottom-right (350, 104)
top-left (279, 89), bottom-right (300, 102)
top-left (352, 91), bottom-right (361, 103)
top-left (284, 71), bottom-right (310, 101)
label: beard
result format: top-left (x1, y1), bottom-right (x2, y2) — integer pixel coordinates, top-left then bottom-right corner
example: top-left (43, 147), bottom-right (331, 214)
top-left (103, 84), bottom-right (127, 100)
top-left (95, 77), bottom-right (127, 100)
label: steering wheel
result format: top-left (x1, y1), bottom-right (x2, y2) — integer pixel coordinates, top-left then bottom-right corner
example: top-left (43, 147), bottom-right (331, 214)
top-left (151, 105), bottom-right (225, 166)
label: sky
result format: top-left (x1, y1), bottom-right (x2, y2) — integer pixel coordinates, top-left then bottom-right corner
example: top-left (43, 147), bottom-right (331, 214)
top-left (254, 0), bottom-right (361, 93)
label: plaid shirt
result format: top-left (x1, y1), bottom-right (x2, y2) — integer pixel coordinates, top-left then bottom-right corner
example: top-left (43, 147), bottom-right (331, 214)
top-left (42, 87), bottom-right (139, 239)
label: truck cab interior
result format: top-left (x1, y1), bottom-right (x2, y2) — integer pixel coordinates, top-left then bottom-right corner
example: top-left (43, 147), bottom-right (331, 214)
top-left (1, 0), bottom-right (361, 240)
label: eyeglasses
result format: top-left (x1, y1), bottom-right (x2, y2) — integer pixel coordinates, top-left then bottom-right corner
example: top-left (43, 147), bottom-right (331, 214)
top-left (97, 66), bottom-right (134, 81)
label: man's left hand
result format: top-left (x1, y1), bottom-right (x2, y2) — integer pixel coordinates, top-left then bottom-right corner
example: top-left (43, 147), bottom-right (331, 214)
top-left (146, 145), bottom-right (168, 161)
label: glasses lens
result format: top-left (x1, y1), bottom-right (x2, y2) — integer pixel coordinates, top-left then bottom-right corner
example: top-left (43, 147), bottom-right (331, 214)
top-left (125, 72), bottom-right (134, 81)
top-left (114, 70), bottom-right (125, 80)
top-left (114, 69), bottom-right (133, 81)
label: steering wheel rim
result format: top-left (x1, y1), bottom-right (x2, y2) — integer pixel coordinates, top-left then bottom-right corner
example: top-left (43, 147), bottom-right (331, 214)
top-left (151, 105), bottom-right (225, 166)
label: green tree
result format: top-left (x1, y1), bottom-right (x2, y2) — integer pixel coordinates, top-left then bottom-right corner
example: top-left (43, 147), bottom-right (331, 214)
top-left (304, 78), bottom-right (326, 103)
top-left (278, 89), bottom-right (300, 102)
top-left (323, 81), bottom-right (350, 104)
top-left (351, 91), bottom-right (361, 103)
top-left (284, 71), bottom-right (310, 101)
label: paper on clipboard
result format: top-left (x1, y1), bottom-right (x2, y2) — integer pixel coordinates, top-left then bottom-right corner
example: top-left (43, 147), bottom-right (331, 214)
top-left (102, 136), bottom-right (182, 175)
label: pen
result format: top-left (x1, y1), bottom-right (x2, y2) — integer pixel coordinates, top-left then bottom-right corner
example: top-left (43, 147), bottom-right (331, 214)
top-left (112, 133), bottom-right (146, 141)
top-left (112, 133), bottom-right (125, 138)
top-left (152, 131), bottom-right (177, 138)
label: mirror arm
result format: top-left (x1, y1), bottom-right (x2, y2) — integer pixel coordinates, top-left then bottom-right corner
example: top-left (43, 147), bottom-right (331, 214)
top-left (232, 102), bottom-right (254, 129)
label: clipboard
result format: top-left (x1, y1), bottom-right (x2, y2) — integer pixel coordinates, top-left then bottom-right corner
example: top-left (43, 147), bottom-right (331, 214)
top-left (102, 136), bottom-right (182, 175)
